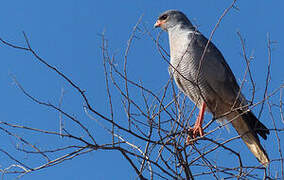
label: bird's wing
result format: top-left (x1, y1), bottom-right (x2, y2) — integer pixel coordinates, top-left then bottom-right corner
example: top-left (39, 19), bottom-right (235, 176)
top-left (188, 33), bottom-right (270, 165)
top-left (188, 33), bottom-right (246, 107)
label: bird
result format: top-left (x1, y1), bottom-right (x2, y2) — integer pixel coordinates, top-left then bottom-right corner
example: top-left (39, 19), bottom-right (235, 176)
top-left (154, 10), bottom-right (270, 166)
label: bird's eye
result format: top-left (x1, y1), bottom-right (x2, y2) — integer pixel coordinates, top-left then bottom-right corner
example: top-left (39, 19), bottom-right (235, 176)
top-left (159, 14), bottom-right (168, 20)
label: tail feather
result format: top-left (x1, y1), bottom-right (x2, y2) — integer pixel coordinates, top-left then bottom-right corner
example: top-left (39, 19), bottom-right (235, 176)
top-left (228, 112), bottom-right (270, 166)
top-left (240, 110), bottom-right (270, 140)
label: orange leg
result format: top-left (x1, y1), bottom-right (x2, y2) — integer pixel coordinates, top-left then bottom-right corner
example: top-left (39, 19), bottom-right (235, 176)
top-left (193, 102), bottom-right (206, 137)
top-left (190, 102), bottom-right (206, 138)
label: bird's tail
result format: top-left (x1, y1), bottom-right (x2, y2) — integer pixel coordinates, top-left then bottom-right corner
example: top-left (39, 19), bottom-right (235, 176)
top-left (227, 111), bottom-right (270, 166)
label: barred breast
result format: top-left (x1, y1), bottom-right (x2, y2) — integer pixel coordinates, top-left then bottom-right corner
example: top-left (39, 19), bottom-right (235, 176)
top-left (169, 31), bottom-right (219, 111)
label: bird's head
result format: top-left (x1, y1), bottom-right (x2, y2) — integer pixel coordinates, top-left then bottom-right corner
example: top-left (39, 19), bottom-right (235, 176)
top-left (154, 10), bottom-right (193, 31)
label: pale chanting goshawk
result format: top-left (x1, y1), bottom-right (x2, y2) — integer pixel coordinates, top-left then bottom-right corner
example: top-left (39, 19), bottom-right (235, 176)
top-left (154, 10), bottom-right (269, 166)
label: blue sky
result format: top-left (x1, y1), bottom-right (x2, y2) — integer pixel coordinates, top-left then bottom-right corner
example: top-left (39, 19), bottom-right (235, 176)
top-left (0, 0), bottom-right (283, 179)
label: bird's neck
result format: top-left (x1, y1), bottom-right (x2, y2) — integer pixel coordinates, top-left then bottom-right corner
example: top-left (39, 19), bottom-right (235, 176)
top-left (168, 25), bottom-right (195, 66)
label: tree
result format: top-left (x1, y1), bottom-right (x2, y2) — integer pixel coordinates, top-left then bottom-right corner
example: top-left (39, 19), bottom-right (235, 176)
top-left (0, 1), bottom-right (283, 179)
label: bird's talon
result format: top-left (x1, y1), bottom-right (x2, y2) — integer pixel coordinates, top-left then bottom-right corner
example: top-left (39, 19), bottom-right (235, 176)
top-left (186, 127), bottom-right (204, 145)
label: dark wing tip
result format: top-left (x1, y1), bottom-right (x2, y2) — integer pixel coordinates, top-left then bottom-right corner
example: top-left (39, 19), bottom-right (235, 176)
top-left (239, 110), bottom-right (270, 140)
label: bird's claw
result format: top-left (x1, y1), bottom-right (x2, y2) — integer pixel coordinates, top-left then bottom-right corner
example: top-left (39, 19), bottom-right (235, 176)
top-left (193, 126), bottom-right (204, 137)
top-left (186, 126), bottom-right (204, 145)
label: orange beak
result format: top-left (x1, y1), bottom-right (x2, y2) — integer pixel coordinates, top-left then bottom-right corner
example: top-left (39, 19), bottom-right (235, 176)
top-left (154, 20), bottom-right (163, 28)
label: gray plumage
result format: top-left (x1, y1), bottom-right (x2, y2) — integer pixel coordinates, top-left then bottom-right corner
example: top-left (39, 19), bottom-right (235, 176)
top-left (155, 10), bottom-right (269, 165)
